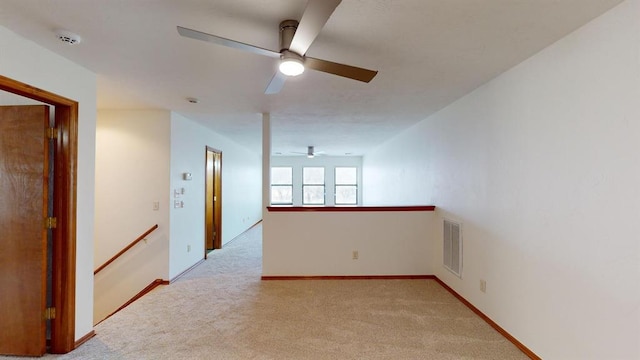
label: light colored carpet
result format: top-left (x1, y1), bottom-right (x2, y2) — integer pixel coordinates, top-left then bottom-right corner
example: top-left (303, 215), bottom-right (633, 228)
top-left (3, 223), bottom-right (528, 359)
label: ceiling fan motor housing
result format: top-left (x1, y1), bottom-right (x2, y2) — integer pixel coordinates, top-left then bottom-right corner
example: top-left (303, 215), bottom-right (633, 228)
top-left (279, 20), bottom-right (299, 52)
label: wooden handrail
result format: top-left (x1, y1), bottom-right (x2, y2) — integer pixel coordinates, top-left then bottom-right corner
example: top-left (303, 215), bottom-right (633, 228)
top-left (94, 224), bottom-right (159, 275)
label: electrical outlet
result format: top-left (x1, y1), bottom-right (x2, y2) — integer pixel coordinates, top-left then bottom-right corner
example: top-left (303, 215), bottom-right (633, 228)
top-left (352, 250), bottom-right (359, 260)
top-left (153, 201), bottom-right (160, 211)
top-left (480, 279), bottom-right (487, 293)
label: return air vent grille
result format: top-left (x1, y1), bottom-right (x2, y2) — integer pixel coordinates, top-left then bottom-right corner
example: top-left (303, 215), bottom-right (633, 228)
top-left (443, 219), bottom-right (462, 278)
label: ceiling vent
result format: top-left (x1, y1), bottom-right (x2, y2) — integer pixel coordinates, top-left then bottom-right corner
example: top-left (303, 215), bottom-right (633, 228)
top-left (55, 30), bottom-right (81, 45)
top-left (443, 219), bottom-right (462, 278)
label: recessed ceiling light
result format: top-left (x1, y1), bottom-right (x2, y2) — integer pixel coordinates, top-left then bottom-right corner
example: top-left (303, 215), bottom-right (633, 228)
top-left (186, 97), bottom-right (199, 104)
top-left (55, 29), bottom-right (81, 45)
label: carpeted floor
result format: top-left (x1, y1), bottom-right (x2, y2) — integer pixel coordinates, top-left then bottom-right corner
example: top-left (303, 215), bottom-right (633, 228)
top-left (3, 223), bottom-right (528, 359)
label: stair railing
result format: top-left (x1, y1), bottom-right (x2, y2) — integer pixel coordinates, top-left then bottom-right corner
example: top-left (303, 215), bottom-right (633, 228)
top-left (94, 224), bottom-right (159, 275)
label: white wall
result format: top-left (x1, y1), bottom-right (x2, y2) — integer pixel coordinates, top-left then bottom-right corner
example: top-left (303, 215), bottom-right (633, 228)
top-left (94, 110), bottom-right (171, 323)
top-left (0, 25), bottom-right (97, 340)
top-left (263, 210), bottom-right (435, 276)
top-left (93, 110), bottom-right (262, 318)
top-left (169, 112), bottom-right (262, 278)
top-left (363, 1), bottom-right (639, 358)
top-left (271, 156), bottom-right (363, 206)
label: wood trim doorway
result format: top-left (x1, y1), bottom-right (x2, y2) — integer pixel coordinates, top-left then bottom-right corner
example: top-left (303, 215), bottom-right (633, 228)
top-left (205, 146), bottom-right (222, 257)
top-left (0, 75), bottom-right (78, 354)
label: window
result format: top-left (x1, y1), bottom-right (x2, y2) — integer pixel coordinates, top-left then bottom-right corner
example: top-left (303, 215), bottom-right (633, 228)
top-left (303, 167), bottom-right (325, 205)
top-left (335, 167), bottom-right (357, 205)
top-left (271, 167), bottom-right (293, 205)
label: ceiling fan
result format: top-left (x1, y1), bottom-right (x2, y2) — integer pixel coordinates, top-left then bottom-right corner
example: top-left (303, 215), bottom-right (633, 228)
top-left (292, 146), bottom-right (324, 158)
top-left (177, 0), bottom-right (378, 94)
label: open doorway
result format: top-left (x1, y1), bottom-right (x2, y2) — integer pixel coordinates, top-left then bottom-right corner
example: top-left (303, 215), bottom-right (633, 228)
top-left (205, 146), bottom-right (222, 258)
top-left (0, 75), bottom-right (78, 355)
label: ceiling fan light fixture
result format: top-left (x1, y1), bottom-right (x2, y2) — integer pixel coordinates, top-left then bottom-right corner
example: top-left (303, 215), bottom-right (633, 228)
top-left (279, 51), bottom-right (304, 76)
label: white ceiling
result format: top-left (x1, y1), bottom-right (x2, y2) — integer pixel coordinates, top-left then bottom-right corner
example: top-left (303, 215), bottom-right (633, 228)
top-left (0, 0), bottom-right (622, 156)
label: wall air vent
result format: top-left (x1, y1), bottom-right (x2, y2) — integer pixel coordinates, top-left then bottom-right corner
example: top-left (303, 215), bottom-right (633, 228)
top-left (443, 219), bottom-right (462, 278)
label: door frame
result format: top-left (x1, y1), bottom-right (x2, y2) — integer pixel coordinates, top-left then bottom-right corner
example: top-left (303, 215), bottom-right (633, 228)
top-left (204, 146), bottom-right (222, 257)
top-left (0, 75), bottom-right (78, 353)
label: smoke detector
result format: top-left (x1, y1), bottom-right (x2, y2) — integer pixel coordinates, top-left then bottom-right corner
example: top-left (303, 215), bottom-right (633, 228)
top-left (55, 30), bottom-right (81, 45)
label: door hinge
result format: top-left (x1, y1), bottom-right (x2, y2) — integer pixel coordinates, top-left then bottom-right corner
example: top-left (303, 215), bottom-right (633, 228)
top-left (46, 127), bottom-right (58, 139)
top-left (45, 217), bottom-right (57, 229)
top-left (45, 307), bottom-right (56, 320)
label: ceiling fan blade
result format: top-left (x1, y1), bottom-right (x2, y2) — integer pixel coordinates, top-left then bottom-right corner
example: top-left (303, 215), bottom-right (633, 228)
top-left (305, 57), bottom-right (378, 83)
top-left (264, 71), bottom-right (287, 94)
top-left (177, 26), bottom-right (280, 58)
top-left (289, 0), bottom-right (341, 55)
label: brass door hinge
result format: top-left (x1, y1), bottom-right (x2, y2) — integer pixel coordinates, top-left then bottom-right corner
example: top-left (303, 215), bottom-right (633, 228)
top-left (45, 307), bottom-right (56, 320)
top-left (46, 127), bottom-right (58, 139)
top-left (45, 217), bottom-right (57, 229)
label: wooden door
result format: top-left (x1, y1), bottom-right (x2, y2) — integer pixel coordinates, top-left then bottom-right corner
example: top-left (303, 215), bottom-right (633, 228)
top-left (205, 150), bottom-right (215, 251)
top-left (212, 151), bottom-right (222, 249)
top-left (0, 105), bottom-right (49, 356)
top-left (205, 147), bottom-right (222, 255)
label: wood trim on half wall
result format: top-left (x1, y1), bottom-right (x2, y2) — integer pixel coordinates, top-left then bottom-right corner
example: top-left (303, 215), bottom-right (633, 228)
top-left (0, 75), bottom-right (78, 354)
top-left (266, 205), bottom-right (435, 212)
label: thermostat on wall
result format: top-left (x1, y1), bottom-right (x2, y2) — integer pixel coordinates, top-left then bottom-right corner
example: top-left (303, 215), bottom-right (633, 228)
top-left (183, 172), bottom-right (192, 181)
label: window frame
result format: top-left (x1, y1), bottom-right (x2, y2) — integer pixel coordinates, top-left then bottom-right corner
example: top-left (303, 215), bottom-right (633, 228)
top-left (334, 167), bottom-right (358, 205)
top-left (302, 166), bottom-right (326, 205)
top-left (270, 166), bottom-right (293, 205)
